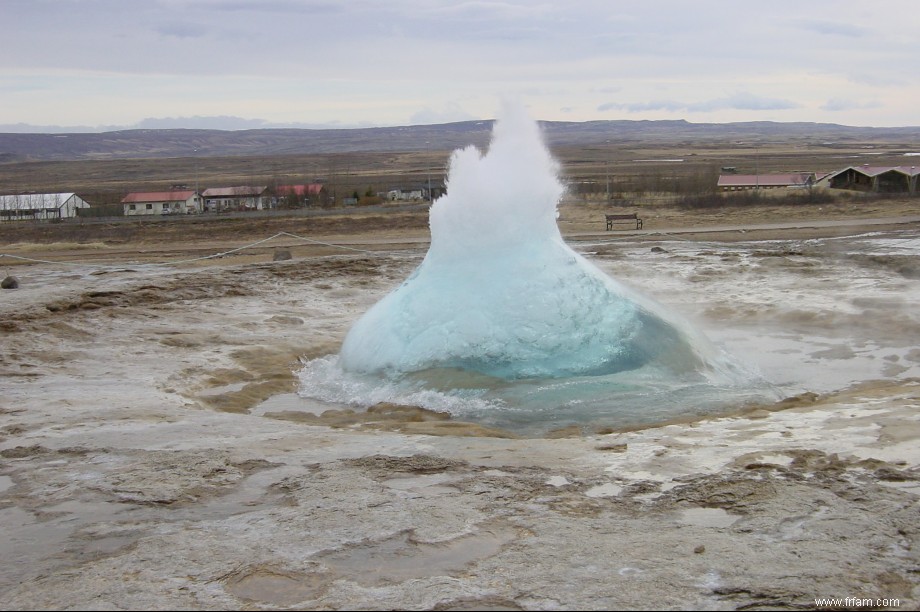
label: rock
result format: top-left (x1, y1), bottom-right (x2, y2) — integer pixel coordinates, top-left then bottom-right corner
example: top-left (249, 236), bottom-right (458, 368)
top-left (595, 442), bottom-right (628, 453)
top-left (273, 250), bottom-right (292, 261)
top-left (694, 545), bottom-right (706, 554)
top-left (650, 246), bottom-right (668, 254)
top-left (267, 315), bottom-right (304, 326)
top-left (1, 275), bottom-right (19, 289)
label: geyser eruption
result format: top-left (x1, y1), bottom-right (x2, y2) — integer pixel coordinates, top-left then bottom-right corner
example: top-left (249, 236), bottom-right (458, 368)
top-left (339, 103), bottom-right (722, 381)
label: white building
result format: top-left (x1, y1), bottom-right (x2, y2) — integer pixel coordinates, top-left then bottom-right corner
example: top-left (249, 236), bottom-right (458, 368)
top-left (202, 186), bottom-right (269, 212)
top-left (122, 190), bottom-right (201, 216)
top-left (386, 182), bottom-right (445, 202)
top-left (0, 192), bottom-right (90, 221)
top-left (387, 186), bottom-right (425, 201)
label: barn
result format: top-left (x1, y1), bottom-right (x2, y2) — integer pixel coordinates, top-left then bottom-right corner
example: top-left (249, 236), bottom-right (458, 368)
top-left (0, 192), bottom-right (90, 222)
top-left (826, 165), bottom-right (919, 194)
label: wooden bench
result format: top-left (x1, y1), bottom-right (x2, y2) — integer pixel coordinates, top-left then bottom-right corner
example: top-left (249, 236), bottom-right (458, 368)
top-left (606, 213), bottom-right (643, 230)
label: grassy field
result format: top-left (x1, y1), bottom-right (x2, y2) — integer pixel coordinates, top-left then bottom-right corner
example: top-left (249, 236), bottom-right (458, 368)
top-left (1, 130), bottom-right (918, 258)
top-left (1, 130), bottom-right (917, 207)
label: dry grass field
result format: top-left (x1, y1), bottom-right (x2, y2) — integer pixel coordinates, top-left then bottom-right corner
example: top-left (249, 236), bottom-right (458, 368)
top-left (2, 128), bottom-right (919, 263)
top-left (1, 126), bottom-right (917, 208)
top-left (2, 195), bottom-right (919, 273)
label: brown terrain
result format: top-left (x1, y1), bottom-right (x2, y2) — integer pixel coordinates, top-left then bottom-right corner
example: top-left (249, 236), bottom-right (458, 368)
top-left (3, 196), bottom-right (920, 267)
top-left (2, 126), bottom-right (919, 610)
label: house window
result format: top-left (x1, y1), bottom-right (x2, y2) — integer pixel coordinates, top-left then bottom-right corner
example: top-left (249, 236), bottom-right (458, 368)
top-left (146, 204), bottom-right (153, 210)
top-left (129, 204), bottom-right (136, 211)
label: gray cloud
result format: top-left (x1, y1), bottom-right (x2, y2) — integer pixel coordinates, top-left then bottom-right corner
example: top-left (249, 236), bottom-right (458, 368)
top-left (700, 93), bottom-right (800, 112)
top-left (135, 115), bottom-right (269, 130)
top-left (0, 114), bottom-right (384, 132)
top-left (1, 0), bottom-right (917, 128)
top-left (211, 0), bottom-right (341, 12)
top-left (599, 93), bottom-right (800, 114)
top-left (155, 22), bottom-right (207, 39)
top-left (0, 122), bottom-right (123, 133)
top-left (821, 98), bottom-right (882, 112)
top-left (801, 20), bottom-right (868, 37)
top-left (409, 104), bottom-right (478, 126)
top-left (598, 100), bottom-right (684, 113)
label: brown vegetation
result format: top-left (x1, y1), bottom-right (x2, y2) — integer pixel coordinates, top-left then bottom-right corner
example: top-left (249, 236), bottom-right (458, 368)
top-left (2, 124), bottom-right (918, 208)
top-left (2, 127), bottom-right (918, 261)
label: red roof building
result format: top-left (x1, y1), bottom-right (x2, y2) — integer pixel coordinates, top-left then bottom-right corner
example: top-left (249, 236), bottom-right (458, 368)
top-left (121, 190), bottom-right (200, 216)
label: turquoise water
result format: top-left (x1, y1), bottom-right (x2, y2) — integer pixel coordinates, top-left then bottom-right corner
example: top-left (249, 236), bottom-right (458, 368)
top-left (296, 354), bottom-right (777, 436)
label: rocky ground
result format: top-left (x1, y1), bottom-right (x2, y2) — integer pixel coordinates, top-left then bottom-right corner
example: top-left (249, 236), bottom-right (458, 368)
top-left (1, 204), bottom-right (919, 610)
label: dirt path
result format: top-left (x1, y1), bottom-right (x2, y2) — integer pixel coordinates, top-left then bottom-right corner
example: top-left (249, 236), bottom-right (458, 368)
top-left (3, 197), bottom-right (920, 267)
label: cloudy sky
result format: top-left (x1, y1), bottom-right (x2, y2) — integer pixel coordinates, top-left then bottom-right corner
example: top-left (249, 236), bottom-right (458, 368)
top-left (2, 0), bottom-right (919, 131)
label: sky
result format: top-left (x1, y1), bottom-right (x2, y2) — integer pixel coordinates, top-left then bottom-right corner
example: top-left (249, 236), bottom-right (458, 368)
top-left (2, 0), bottom-right (919, 132)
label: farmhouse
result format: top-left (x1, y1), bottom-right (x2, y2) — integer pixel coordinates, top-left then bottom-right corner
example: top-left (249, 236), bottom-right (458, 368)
top-left (387, 186), bottom-right (424, 201)
top-left (387, 181), bottom-right (446, 202)
top-left (122, 190), bottom-right (201, 216)
top-left (826, 165), bottom-right (919, 194)
top-left (202, 186), bottom-right (269, 212)
top-left (717, 173), bottom-right (816, 192)
top-left (0, 192), bottom-right (90, 222)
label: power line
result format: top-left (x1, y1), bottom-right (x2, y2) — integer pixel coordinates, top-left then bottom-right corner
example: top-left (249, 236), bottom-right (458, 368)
top-left (0, 231), bottom-right (424, 269)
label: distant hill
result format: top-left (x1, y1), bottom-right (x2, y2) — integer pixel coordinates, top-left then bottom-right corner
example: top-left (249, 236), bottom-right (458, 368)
top-left (2, 119), bottom-right (919, 162)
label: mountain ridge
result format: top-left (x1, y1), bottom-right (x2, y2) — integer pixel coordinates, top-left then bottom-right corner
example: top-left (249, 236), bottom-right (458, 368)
top-left (2, 119), bottom-right (919, 163)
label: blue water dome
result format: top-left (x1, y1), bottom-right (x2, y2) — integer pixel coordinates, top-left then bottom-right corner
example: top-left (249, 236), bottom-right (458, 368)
top-left (338, 102), bottom-right (724, 382)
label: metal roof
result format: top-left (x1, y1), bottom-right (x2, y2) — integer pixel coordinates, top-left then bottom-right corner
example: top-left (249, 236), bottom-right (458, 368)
top-left (717, 173), bottom-right (814, 187)
top-left (122, 190), bottom-right (197, 203)
top-left (830, 165), bottom-right (920, 178)
top-left (202, 186), bottom-right (268, 198)
top-left (0, 192), bottom-right (80, 210)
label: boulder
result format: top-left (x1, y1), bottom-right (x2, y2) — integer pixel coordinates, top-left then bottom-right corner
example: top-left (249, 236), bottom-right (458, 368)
top-left (1, 275), bottom-right (19, 289)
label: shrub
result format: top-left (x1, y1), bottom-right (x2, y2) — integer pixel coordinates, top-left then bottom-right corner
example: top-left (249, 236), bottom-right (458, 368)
top-left (358, 195), bottom-right (384, 206)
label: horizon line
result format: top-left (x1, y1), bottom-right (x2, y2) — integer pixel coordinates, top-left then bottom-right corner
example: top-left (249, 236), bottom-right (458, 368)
top-left (4, 116), bottom-right (920, 135)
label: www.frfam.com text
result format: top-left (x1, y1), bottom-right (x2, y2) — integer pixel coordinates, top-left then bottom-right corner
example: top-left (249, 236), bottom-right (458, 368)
top-left (815, 596), bottom-right (900, 609)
